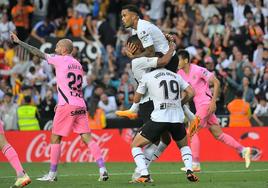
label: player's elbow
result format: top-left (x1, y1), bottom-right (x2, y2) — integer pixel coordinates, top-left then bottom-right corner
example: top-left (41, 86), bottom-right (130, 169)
top-left (188, 89), bottom-right (195, 100)
top-left (186, 86), bottom-right (195, 100)
top-left (213, 77), bottom-right (220, 87)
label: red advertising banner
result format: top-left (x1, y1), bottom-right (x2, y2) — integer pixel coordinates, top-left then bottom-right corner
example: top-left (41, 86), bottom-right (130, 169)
top-left (0, 127), bottom-right (267, 162)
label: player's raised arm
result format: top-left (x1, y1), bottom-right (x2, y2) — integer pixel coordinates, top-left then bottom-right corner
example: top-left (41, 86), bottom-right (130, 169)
top-left (10, 32), bottom-right (46, 59)
top-left (156, 42), bottom-right (176, 67)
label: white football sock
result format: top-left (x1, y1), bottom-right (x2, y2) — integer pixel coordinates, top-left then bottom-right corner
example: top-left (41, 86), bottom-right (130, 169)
top-left (147, 141), bottom-right (168, 168)
top-left (132, 147), bottom-right (149, 176)
top-left (143, 144), bottom-right (158, 167)
top-left (180, 146), bottom-right (193, 171)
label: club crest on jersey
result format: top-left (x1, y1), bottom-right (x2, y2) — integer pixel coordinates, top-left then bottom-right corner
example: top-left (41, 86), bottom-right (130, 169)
top-left (202, 70), bottom-right (208, 76)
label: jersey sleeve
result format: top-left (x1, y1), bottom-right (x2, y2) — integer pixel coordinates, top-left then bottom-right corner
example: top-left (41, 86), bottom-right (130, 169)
top-left (138, 29), bottom-right (154, 48)
top-left (177, 74), bottom-right (189, 90)
top-left (45, 54), bottom-right (61, 66)
top-left (136, 75), bottom-right (147, 95)
top-left (198, 66), bottom-right (213, 82)
top-left (133, 57), bottom-right (158, 69)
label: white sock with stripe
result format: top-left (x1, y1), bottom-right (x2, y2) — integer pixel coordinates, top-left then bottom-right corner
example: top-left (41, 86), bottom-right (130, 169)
top-left (132, 147), bottom-right (149, 176)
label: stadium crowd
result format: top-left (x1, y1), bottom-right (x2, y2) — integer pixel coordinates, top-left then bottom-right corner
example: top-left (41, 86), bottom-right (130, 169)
top-left (0, 0), bottom-right (268, 130)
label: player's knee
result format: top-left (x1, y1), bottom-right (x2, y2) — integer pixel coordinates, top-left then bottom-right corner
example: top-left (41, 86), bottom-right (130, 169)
top-left (0, 135), bottom-right (8, 149)
top-left (51, 134), bottom-right (62, 144)
top-left (81, 133), bottom-right (92, 144)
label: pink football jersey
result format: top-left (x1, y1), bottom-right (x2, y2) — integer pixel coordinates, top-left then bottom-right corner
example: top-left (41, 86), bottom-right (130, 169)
top-left (177, 64), bottom-right (213, 108)
top-left (46, 54), bottom-right (85, 107)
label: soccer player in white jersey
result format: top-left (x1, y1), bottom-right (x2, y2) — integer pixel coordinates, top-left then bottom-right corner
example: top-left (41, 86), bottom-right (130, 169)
top-left (130, 68), bottom-right (199, 183)
top-left (0, 120), bottom-right (31, 188)
top-left (121, 4), bottom-right (178, 72)
top-left (116, 35), bottom-right (198, 179)
top-left (10, 32), bottom-right (109, 182)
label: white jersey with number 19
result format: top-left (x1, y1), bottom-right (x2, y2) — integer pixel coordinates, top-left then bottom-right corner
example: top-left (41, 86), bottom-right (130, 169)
top-left (136, 68), bottom-right (189, 123)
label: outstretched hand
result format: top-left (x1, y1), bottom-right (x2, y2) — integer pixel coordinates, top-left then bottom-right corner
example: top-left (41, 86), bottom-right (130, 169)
top-left (10, 32), bottom-right (20, 43)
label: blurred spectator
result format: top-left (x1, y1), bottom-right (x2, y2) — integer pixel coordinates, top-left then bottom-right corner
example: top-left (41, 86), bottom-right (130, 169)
top-left (251, 0), bottom-right (268, 28)
top-left (81, 14), bottom-right (94, 44)
top-left (73, 0), bottom-right (90, 18)
top-left (252, 97), bottom-right (268, 126)
top-left (231, 0), bottom-right (252, 27)
top-left (230, 49), bottom-right (249, 83)
top-left (0, 12), bottom-right (16, 43)
top-left (204, 55), bottom-right (215, 72)
top-left (17, 95), bottom-right (40, 131)
top-left (31, 0), bottom-right (49, 26)
top-left (87, 85), bottom-right (104, 118)
top-left (216, 50), bottom-right (231, 70)
top-left (38, 89), bottom-right (56, 129)
top-left (217, 0), bottom-right (233, 24)
top-left (71, 46), bottom-right (82, 62)
top-left (30, 17), bottom-right (56, 44)
top-left (107, 0), bottom-right (122, 31)
top-left (0, 92), bottom-right (18, 130)
top-left (102, 73), bottom-right (118, 96)
top-left (54, 17), bottom-right (67, 37)
top-left (198, 0), bottom-right (220, 21)
top-left (47, 0), bottom-right (67, 20)
top-left (27, 56), bottom-right (47, 94)
top-left (148, 0), bottom-right (165, 22)
top-left (227, 90), bottom-right (252, 127)
top-left (255, 72), bottom-right (268, 100)
top-left (83, 74), bottom-right (96, 101)
top-left (3, 41), bottom-right (15, 68)
top-left (226, 76), bottom-right (255, 106)
top-left (97, 16), bottom-right (116, 47)
top-left (11, 0), bottom-right (34, 41)
top-left (117, 72), bottom-right (135, 110)
top-left (98, 93), bottom-right (117, 118)
top-left (247, 14), bottom-right (264, 44)
top-left (203, 15), bottom-right (225, 38)
top-left (65, 10), bottom-right (84, 37)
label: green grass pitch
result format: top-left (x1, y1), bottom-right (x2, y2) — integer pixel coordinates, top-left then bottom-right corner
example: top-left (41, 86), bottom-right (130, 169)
top-left (0, 162), bottom-right (268, 188)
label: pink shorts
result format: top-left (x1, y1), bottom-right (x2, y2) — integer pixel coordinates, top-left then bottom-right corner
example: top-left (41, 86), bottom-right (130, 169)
top-left (52, 104), bottom-right (91, 137)
top-left (0, 120), bottom-right (4, 134)
top-left (196, 105), bottom-right (219, 128)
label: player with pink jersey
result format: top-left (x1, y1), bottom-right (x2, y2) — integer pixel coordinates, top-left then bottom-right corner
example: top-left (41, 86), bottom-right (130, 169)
top-left (0, 120), bottom-right (31, 187)
top-left (177, 50), bottom-right (251, 171)
top-left (10, 32), bottom-right (109, 182)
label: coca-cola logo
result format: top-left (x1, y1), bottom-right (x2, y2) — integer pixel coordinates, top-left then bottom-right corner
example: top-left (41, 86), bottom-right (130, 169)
top-left (26, 133), bottom-right (112, 162)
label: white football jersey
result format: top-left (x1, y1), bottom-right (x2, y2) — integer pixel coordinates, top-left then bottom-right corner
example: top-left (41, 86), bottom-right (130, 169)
top-left (136, 68), bottom-right (189, 123)
top-left (132, 19), bottom-right (169, 54)
top-left (131, 57), bottom-right (158, 104)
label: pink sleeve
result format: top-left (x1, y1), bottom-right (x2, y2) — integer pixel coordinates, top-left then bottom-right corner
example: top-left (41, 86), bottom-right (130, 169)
top-left (45, 54), bottom-right (61, 65)
top-left (198, 66), bottom-right (213, 82)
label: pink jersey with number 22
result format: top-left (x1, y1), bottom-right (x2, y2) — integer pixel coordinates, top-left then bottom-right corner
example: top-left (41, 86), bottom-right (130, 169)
top-left (46, 54), bottom-right (85, 107)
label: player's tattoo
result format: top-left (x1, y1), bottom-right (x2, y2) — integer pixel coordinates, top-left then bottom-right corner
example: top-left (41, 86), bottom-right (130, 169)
top-left (18, 40), bottom-right (46, 59)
